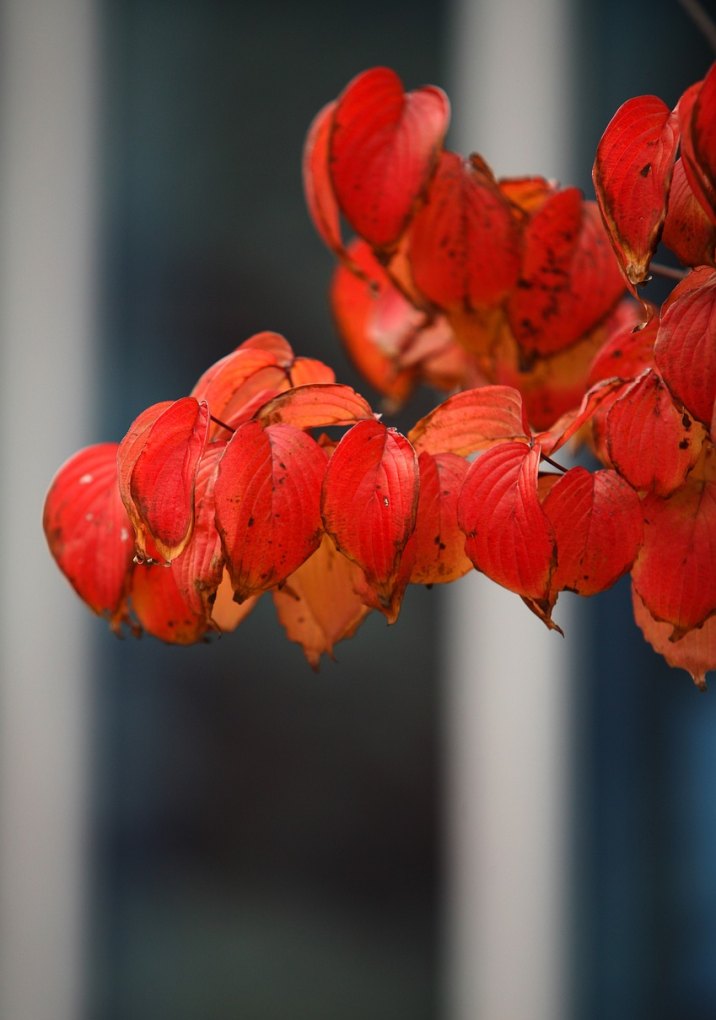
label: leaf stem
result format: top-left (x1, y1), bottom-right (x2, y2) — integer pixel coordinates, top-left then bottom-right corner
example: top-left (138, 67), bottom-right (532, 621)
top-left (678, 0), bottom-right (716, 53)
top-left (210, 414), bottom-right (235, 434)
top-left (540, 453), bottom-right (568, 473)
top-left (648, 262), bottom-right (688, 283)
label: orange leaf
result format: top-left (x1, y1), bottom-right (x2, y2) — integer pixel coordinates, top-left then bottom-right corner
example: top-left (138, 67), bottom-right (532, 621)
top-left (457, 442), bottom-right (556, 609)
top-left (654, 268), bottom-right (716, 427)
top-left (542, 466), bottom-right (643, 598)
top-left (409, 451), bottom-right (471, 585)
top-left (606, 369), bottom-right (704, 496)
top-left (321, 419), bottom-right (419, 612)
top-left (288, 357), bottom-right (336, 387)
top-left (255, 383), bottom-right (375, 429)
top-left (632, 584), bottom-right (716, 690)
top-left (129, 397), bottom-right (210, 562)
top-left (214, 421), bottom-right (326, 602)
top-left (329, 67), bottom-right (449, 249)
top-left (408, 385), bottom-right (529, 455)
top-left (43, 443), bottom-right (134, 625)
top-left (408, 151), bottom-right (521, 310)
top-left (273, 534), bottom-right (369, 668)
top-left (508, 192), bottom-right (625, 356)
top-left (191, 343), bottom-right (288, 437)
top-left (593, 94), bottom-right (680, 284)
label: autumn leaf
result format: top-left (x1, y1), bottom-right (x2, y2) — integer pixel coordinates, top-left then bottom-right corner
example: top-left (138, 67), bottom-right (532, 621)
top-left (408, 151), bottom-right (521, 310)
top-left (632, 584), bottom-right (716, 690)
top-left (273, 534), bottom-right (370, 668)
top-left (593, 94), bottom-right (680, 284)
top-left (128, 397), bottom-right (210, 562)
top-left (457, 442), bottom-right (556, 612)
top-left (328, 67), bottom-right (450, 250)
top-left (130, 562), bottom-right (209, 645)
top-left (255, 383), bottom-right (375, 430)
top-left (542, 466), bottom-right (643, 599)
top-left (605, 369), bottom-right (704, 495)
top-left (321, 418), bottom-right (419, 615)
top-left (654, 268), bottom-right (716, 428)
top-left (43, 442), bottom-right (134, 627)
top-left (662, 158), bottom-right (716, 269)
top-left (409, 451), bottom-right (472, 584)
top-left (214, 421), bottom-right (327, 602)
top-left (408, 385), bottom-right (529, 455)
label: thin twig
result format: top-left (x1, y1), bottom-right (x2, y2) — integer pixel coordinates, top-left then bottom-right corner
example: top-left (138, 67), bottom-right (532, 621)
top-left (678, 0), bottom-right (716, 53)
top-left (210, 414), bottom-right (235, 434)
top-left (649, 262), bottom-right (688, 283)
top-left (541, 453), bottom-right (568, 474)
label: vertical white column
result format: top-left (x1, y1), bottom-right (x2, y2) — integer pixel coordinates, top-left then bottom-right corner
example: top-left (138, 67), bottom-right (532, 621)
top-left (0, 1), bottom-right (97, 1018)
top-left (443, 2), bottom-right (575, 1019)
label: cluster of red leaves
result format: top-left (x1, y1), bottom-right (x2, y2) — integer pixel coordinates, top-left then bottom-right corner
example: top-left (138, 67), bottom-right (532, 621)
top-left (43, 65), bottom-right (716, 685)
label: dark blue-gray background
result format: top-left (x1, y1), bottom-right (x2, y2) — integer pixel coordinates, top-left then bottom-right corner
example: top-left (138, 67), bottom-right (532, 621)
top-left (93, 1), bottom-right (716, 1018)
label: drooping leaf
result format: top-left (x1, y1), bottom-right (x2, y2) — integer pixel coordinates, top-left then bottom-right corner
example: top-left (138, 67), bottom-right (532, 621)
top-left (606, 368), bottom-right (704, 495)
top-left (129, 397), bottom-right (210, 562)
top-left (680, 67), bottom-right (716, 225)
top-left (631, 455), bottom-right (716, 637)
top-left (191, 342), bottom-right (288, 437)
top-left (409, 451), bottom-right (472, 584)
top-left (210, 570), bottom-right (259, 632)
top-left (593, 94), bottom-right (680, 284)
top-left (457, 442), bottom-right (556, 610)
top-left (321, 419), bottom-right (419, 613)
top-left (288, 357), bottom-right (336, 387)
top-left (632, 584), bottom-right (716, 690)
top-left (542, 466), bottom-right (643, 598)
top-left (654, 268), bottom-right (716, 427)
top-left (330, 238), bottom-right (418, 403)
top-left (256, 383), bottom-right (375, 429)
top-left (508, 192), bottom-right (625, 356)
top-left (408, 151), bottom-right (521, 310)
top-left (329, 67), bottom-right (450, 249)
top-left (214, 421), bottom-right (326, 602)
top-left (408, 385), bottom-right (529, 456)
top-left (303, 100), bottom-right (344, 255)
top-left (116, 401), bottom-right (173, 524)
top-left (130, 562), bottom-right (209, 645)
top-left (43, 442), bottom-right (134, 626)
top-left (171, 443), bottom-right (226, 618)
top-left (662, 157), bottom-right (716, 268)
top-left (273, 533), bottom-right (370, 668)
top-left (239, 330), bottom-right (296, 365)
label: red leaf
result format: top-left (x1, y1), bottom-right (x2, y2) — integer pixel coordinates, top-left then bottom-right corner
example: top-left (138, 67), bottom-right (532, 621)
top-left (662, 158), bottom-right (716, 268)
top-left (632, 584), bottom-right (716, 690)
top-left (256, 383), bottom-right (375, 429)
top-left (508, 192), bottom-right (625, 355)
top-left (44, 443), bottom-right (134, 625)
top-left (273, 534), bottom-right (370, 668)
top-left (542, 466), bottom-right (643, 598)
top-left (654, 269), bottom-right (716, 427)
top-left (321, 419), bottom-right (419, 612)
top-left (586, 314), bottom-right (657, 387)
top-left (631, 458), bottom-right (716, 637)
top-left (117, 401), bottom-right (173, 528)
top-left (191, 343), bottom-right (287, 437)
top-left (606, 369), bottom-right (704, 496)
top-left (171, 443), bottom-right (226, 618)
top-left (303, 100), bottom-right (344, 255)
top-left (457, 442), bottom-right (556, 608)
top-left (680, 67), bottom-right (716, 225)
top-left (408, 151), bottom-right (521, 310)
top-left (129, 397), bottom-right (210, 562)
top-left (239, 330), bottom-right (296, 365)
top-left (329, 67), bottom-right (450, 249)
top-left (214, 421), bottom-right (326, 601)
top-left (408, 385), bottom-right (529, 456)
top-left (130, 563), bottom-right (209, 645)
top-left (409, 451), bottom-right (472, 584)
top-left (330, 238), bottom-right (418, 404)
top-left (593, 94), bottom-right (680, 284)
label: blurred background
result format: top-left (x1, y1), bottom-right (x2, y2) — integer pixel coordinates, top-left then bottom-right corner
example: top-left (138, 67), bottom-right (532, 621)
top-left (1, 1), bottom-right (716, 1018)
